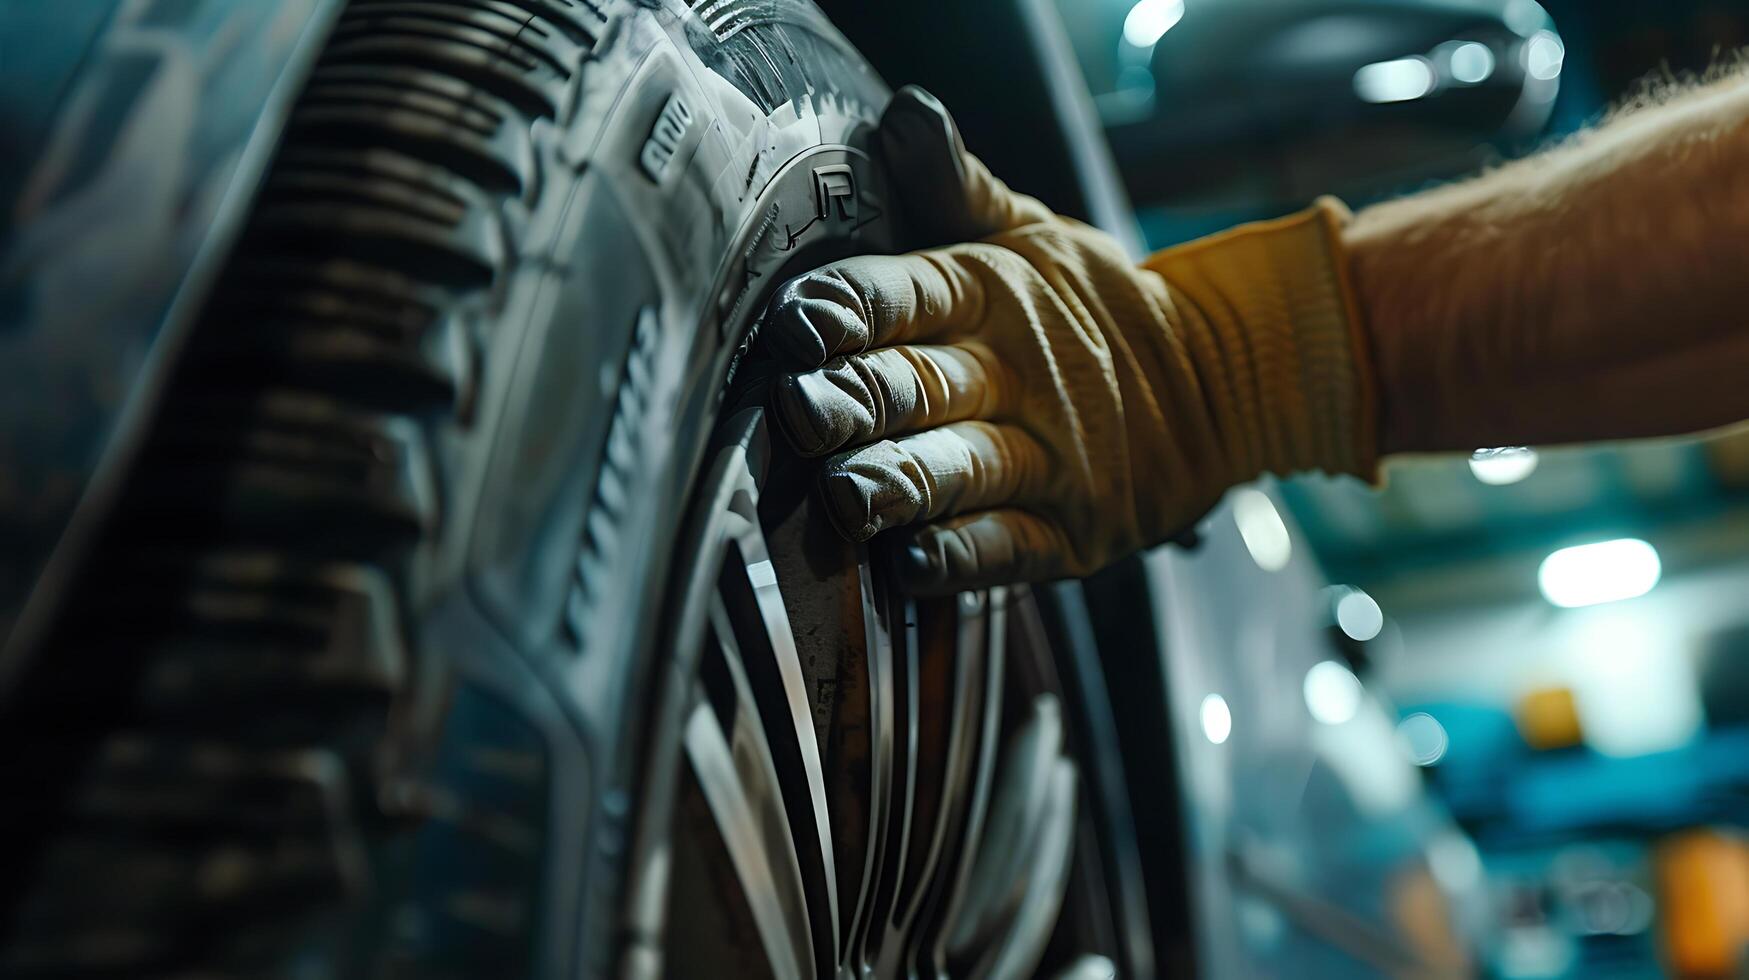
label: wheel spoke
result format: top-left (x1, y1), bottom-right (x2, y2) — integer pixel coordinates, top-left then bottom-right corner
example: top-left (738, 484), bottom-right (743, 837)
top-left (947, 691), bottom-right (1066, 959)
top-left (716, 512), bottom-right (840, 974)
top-left (920, 588), bottom-right (1010, 977)
top-left (684, 622), bottom-right (815, 980)
top-left (854, 582), bottom-right (920, 971)
top-left (659, 412), bottom-right (1109, 978)
top-left (1052, 955), bottom-right (1120, 980)
top-left (969, 759), bottom-right (1079, 980)
top-left (896, 597), bottom-right (963, 908)
top-left (883, 592), bottom-right (991, 976)
top-left (841, 551), bottom-right (902, 969)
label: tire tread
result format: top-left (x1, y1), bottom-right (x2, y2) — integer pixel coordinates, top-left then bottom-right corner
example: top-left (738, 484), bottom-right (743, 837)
top-left (0, 0), bottom-right (594, 974)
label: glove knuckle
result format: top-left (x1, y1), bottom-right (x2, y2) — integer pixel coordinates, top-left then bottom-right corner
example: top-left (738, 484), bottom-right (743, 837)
top-left (955, 341), bottom-right (1013, 417)
top-left (961, 241), bottom-right (1029, 279)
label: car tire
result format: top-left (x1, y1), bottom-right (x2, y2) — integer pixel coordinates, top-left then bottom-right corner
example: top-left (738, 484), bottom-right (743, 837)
top-left (0, 2), bottom-right (1135, 977)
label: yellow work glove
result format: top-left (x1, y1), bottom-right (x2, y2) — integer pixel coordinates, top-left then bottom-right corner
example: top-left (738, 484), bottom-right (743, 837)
top-left (766, 87), bottom-right (1378, 595)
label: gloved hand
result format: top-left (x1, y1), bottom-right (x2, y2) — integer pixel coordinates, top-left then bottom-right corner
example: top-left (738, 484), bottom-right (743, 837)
top-left (765, 87), bottom-right (1379, 595)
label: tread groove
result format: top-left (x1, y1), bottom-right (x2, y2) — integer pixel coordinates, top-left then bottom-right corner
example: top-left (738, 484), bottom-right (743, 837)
top-left (303, 84), bottom-right (503, 138)
top-left (357, 0), bottom-right (601, 45)
top-left (335, 11), bottom-right (570, 77)
top-left (320, 33), bottom-right (560, 118)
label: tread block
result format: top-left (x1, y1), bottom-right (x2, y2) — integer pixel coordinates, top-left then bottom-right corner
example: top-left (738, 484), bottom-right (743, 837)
top-left (222, 257), bottom-right (478, 414)
top-left (133, 557), bottom-right (408, 723)
top-left (139, 392), bottom-right (437, 555)
top-left (335, 4), bottom-right (578, 76)
top-left (385, 682), bottom-right (551, 974)
top-left (320, 29), bottom-right (567, 120)
top-left (205, 312), bottom-right (475, 416)
top-left (354, 0), bottom-right (605, 46)
top-left (273, 148), bottom-right (473, 226)
top-left (232, 255), bottom-right (451, 344)
top-left (251, 197), bottom-right (500, 290)
top-left (1, 739), bottom-right (363, 976)
top-left (297, 64), bottom-right (534, 194)
top-left (74, 737), bottom-right (358, 836)
top-left (1, 0), bottom-right (598, 972)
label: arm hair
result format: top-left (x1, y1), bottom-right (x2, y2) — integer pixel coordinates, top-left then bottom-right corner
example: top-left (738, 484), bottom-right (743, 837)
top-left (1348, 61), bottom-right (1749, 454)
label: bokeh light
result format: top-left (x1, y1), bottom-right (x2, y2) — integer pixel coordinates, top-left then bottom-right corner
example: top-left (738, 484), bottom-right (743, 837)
top-left (1538, 539), bottom-right (1661, 608)
top-left (1233, 488), bottom-right (1292, 571)
top-left (1397, 712), bottom-right (1450, 766)
top-left (1526, 31), bottom-right (1565, 80)
top-left (1200, 693), bottom-right (1232, 744)
top-left (1354, 57), bottom-right (1437, 103)
top-left (1448, 41), bottom-right (1497, 84)
top-left (1122, 0), bottom-right (1185, 48)
top-left (1469, 446), bottom-right (1539, 486)
top-left (1304, 661), bottom-right (1363, 726)
top-left (1336, 588), bottom-right (1384, 642)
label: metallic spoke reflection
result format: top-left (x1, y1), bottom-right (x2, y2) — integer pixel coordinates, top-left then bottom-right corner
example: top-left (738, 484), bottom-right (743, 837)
top-left (948, 694), bottom-right (1066, 959)
top-left (659, 412), bottom-right (1110, 980)
top-left (971, 759), bottom-right (1079, 980)
top-left (1053, 954), bottom-right (1120, 980)
top-left (873, 595), bottom-right (973, 975)
top-left (854, 585), bottom-right (920, 972)
top-left (923, 589), bottom-right (1010, 977)
top-left (718, 511), bottom-right (840, 973)
top-left (685, 619), bottom-right (815, 980)
top-left (842, 553), bottom-right (900, 973)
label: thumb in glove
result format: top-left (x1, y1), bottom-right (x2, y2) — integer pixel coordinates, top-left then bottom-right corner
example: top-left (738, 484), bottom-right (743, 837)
top-left (877, 85), bottom-right (1055, 244)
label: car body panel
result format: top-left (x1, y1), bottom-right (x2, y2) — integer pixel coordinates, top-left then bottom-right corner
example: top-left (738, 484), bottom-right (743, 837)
top-left (1147, 487), bottom-right (1484, 977)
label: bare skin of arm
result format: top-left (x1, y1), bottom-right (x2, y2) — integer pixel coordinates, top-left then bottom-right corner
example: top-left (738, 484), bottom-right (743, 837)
top-left (1350, 70), bottom-right (1749, 456)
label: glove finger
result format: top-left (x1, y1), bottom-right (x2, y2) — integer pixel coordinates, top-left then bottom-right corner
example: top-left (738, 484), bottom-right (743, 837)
top-left (878, 85), bottom-right (1054, 244)
top-left (773, 342), bottom-right (1009, 457)
top-left (765, 250), bottom-right (985, 368)
top-left (819, 421), bottom-right (1050, 542)
top-left (893, 508), bottom-right (1075, 596)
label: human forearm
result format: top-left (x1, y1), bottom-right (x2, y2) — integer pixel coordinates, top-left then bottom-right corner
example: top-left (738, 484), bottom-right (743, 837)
top-left (1349, 69), bottom-right (1749, 455)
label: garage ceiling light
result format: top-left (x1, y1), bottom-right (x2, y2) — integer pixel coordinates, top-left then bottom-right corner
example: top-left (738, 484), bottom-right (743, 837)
top-left (1354, 57), bottom-right (1436, 103)
top-left (1304, 661), bottom-right (1363, 726)
top-left (1469, 446), bottom-right (1539, 485)
top-left (1200, 693), bottom-right (1232, 745)
top-left (1336, 588), bottom-right (1384, 642)
top-left (1397, 712), bottom-right (1449, 766)
top-left (1233, 488), bottom-right (1292, 572)
top-left (1525, 31), bottom-right (1565, 80)
top-left (1123, 0), bottom-right (1185, 48)
top-left (1448, 41), bottom-right (1496, 84)
top-left (1538, 538), bottom-right (1661, 608)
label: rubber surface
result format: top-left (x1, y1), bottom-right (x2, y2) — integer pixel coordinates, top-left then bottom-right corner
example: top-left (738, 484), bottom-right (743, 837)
top-left (0, 2), bottom-right (897, 976)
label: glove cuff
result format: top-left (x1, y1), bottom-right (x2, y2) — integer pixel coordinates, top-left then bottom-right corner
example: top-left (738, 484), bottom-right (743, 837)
top-left (1141, 198), bottom-right (1381, 484)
